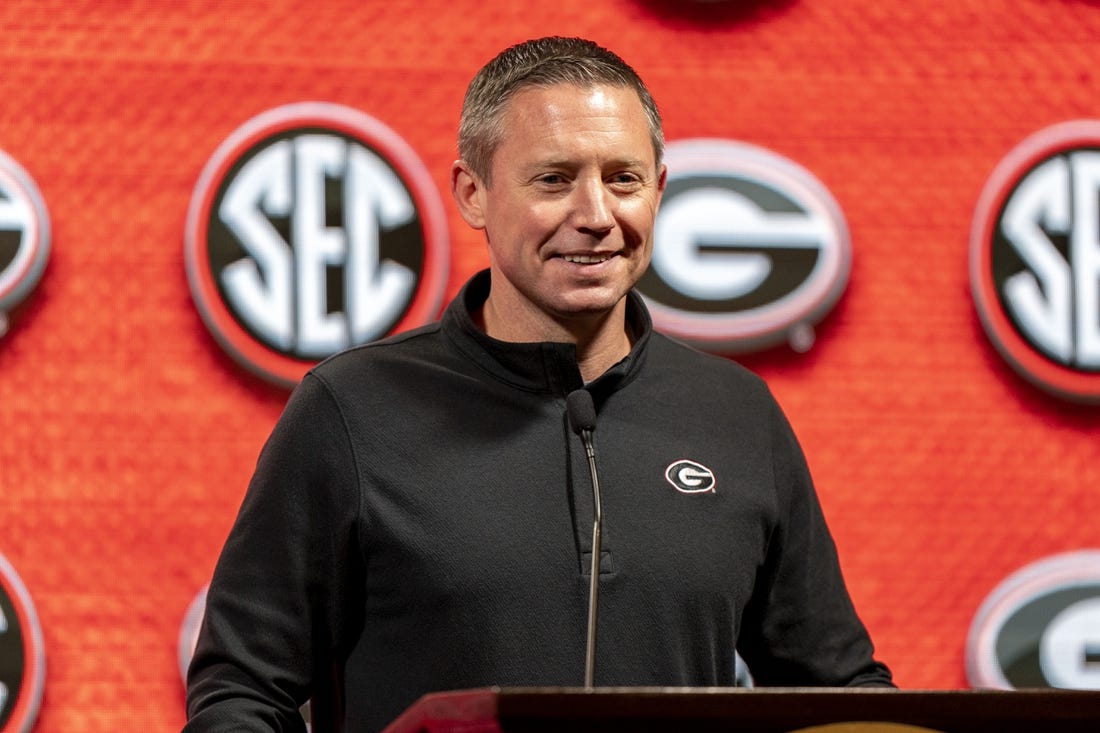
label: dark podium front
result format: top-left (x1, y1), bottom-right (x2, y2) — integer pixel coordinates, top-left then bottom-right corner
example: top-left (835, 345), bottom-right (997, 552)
top-left (380, 687), bottom-right (1100, 733)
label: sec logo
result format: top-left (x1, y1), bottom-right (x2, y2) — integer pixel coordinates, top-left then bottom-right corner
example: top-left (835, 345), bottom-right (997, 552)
top-left (636, 139), bottom-right (850, 354)
top-left (0, 149), bottom-right (50, 338)
top-left (185, 102), bottom-right (449, 387)
top-left (967, 550), bottom-right (1100, 689)
top-left (971, 121), bottom-right (1100, 403)
top-left (0, 551), bottom-right (45, 733)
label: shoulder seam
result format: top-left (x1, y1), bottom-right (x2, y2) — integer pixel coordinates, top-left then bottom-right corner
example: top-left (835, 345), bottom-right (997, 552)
top-left (301, 371), bottom-right (368, 552)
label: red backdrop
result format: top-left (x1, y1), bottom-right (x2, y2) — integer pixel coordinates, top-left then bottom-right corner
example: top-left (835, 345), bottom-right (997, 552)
top-left (1, 1), bottom-right (1099, 730)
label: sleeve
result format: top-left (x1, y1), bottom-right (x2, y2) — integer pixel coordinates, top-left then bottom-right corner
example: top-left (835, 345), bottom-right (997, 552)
top-left (736, 392), bottom-right (894, 688)
top-left (183, 373), bottom-right (367, 731)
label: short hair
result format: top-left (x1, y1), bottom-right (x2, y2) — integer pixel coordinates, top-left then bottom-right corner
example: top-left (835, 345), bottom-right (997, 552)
top-left (458, 36), bottom-right (664, 184)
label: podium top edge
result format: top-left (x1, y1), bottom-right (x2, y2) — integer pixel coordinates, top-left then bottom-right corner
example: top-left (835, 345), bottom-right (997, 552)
top-left (382, 687), bottom-right (1100, 733)
top-left (494, 686), bottom-right (1100, 697)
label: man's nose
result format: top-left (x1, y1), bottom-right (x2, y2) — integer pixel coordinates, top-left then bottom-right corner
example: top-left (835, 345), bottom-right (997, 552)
top-left (572, 179), bottom-right (615, 233)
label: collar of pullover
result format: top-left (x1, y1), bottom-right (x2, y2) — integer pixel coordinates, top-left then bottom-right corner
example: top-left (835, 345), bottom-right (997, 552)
top-left (441, 269), bottom-right (652, 399)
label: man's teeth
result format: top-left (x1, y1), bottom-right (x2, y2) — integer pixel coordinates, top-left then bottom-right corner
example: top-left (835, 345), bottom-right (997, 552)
top-left (563, 254), bottom-right (611, 264)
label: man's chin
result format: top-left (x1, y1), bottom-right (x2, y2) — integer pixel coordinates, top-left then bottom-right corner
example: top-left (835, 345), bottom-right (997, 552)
top-left (547, 292), bottom-right (626, 322)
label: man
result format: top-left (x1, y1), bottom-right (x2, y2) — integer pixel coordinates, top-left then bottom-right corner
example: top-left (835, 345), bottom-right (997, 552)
top-left (185, 36), bottom-right (892, 733)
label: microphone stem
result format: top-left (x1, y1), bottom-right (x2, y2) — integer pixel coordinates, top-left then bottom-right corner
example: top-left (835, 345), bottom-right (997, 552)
top-left (582, 430), bottom-right (601, 689)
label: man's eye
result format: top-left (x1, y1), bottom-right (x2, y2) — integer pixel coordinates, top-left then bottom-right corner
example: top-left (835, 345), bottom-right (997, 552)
top-left (537, 174), bottom-right (566, 185)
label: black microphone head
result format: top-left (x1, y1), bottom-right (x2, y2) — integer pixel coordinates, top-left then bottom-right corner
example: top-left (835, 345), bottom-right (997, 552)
top-left (566, 389), bottom-right (597, 435)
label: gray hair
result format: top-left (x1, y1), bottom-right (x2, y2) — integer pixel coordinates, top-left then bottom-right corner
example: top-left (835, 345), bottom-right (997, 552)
top-left (458, 36), bottom-right (664, 184)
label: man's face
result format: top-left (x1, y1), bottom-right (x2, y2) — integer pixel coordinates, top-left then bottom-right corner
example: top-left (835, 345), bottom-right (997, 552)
top-left (456, 83), bottom-right (666, 332)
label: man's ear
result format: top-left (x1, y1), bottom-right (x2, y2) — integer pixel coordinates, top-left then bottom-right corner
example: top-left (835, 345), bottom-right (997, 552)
top-left (451, 160), bottom-right (486, 230)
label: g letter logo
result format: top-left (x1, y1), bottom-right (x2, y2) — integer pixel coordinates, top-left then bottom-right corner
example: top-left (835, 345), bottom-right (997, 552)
top-left (665, 460), bottom-right (716, 494)
top-left (967, 551), bottom-right (1100, 689)
top-left (636, 139), bottom-right (850, 354)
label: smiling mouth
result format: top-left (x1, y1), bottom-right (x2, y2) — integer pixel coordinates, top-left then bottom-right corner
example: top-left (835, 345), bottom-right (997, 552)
top-left (561, 253), bottom-right (614, 264)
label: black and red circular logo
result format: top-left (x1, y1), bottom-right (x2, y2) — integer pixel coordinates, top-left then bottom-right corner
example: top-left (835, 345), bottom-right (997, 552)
top-left (0, 149), bottom-right (50, 337)
top-left (185, 102), bottom-right (449, 387)
top-left (636, 139), bottom-right (850, 354)
top-left (0, 551), bottom-right (45, 733)
top-left (971, 121), bottom-right (1100, 403)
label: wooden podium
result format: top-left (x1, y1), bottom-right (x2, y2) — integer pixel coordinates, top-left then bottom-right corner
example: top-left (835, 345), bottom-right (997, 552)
top-left (379, 687), bottom-right (1100, 733)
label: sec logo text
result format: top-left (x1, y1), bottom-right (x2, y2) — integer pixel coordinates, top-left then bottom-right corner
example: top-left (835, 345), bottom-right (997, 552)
top-left (185, 102), bottom-right (449, 387)
top-left (971, 121), bottom-right (1100, 403)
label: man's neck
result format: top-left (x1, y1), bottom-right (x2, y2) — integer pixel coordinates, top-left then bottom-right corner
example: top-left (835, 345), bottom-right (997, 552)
top-left (478, 293), bottom-right (632, 383)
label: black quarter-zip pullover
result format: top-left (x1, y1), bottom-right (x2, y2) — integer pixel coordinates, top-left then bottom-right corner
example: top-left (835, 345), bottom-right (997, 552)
top-left (185, 270), bottom-right (892, 733)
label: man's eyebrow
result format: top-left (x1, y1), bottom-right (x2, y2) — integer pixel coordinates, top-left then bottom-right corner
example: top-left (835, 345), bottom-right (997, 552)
top-left (525, 157), bottom-right (652, 170)
top-left (525, 158), bottom-right (575, 170)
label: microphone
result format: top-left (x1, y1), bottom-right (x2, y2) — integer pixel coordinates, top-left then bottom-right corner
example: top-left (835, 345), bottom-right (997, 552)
top-left (566, 389), bottom-right (602, 689)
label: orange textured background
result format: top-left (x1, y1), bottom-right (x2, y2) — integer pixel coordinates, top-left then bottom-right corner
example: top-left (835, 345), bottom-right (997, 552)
top-left (1, 0), bottom-right (1099, 730)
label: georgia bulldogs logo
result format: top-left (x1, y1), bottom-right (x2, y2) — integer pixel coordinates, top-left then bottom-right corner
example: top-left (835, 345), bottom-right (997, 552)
top-left (967, 551), bottom-right (1100, 689)
top-left (0, 149), bottom-right (50, 338)
top-left (185, 102), bottom-right (449, 387)
top-left (636, 139), bottom-right (850, 354)
top-left (0, 551), bottom-right (45, 733)
top-left (970, 121), bottom-right (1100, 403)
top-left (664, 459), bottom-right (716, 494)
